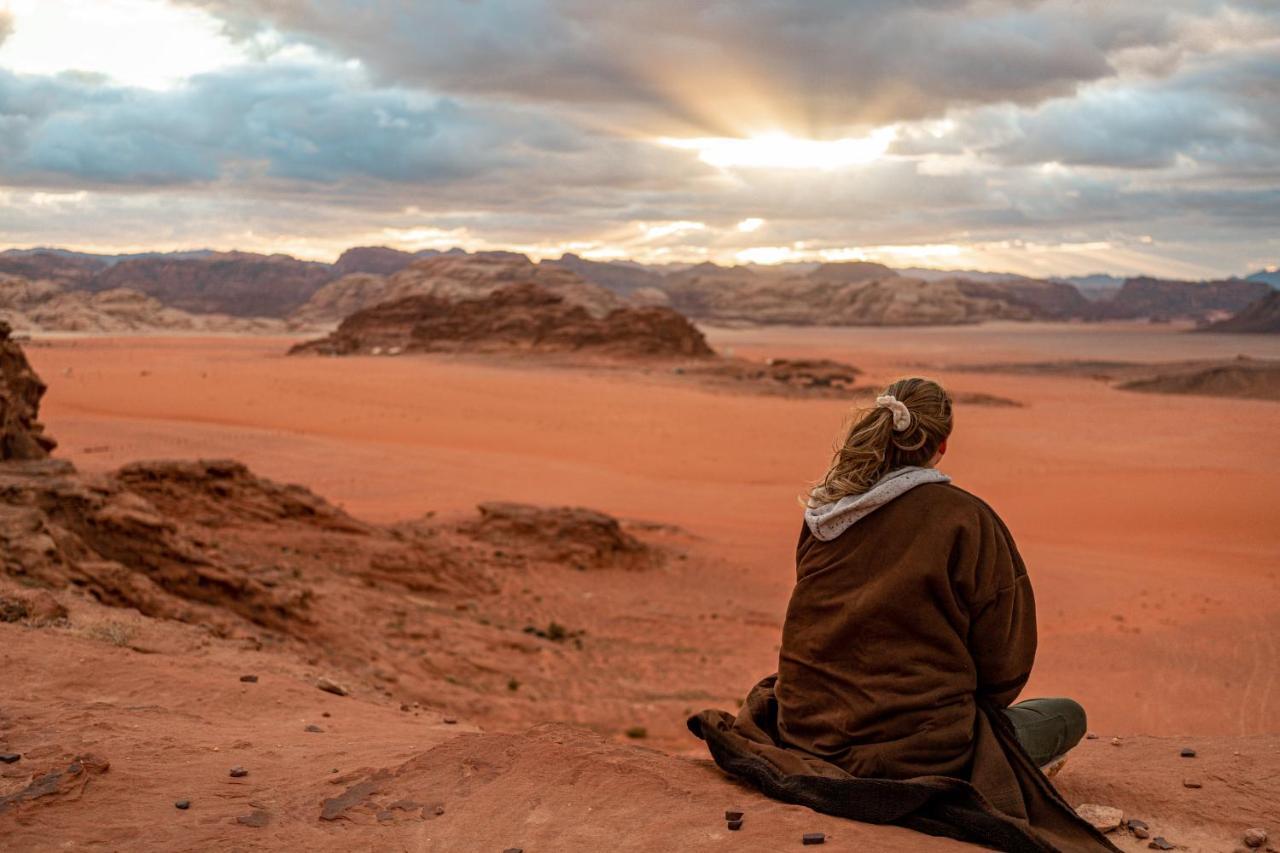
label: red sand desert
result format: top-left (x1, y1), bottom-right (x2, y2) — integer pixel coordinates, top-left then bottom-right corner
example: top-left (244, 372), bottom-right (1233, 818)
top-left (4, 322), bottom-right (1278, 851)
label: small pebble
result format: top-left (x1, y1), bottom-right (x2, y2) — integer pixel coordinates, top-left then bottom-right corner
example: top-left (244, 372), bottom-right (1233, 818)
top-left (229, 766), bottom-right (248, 778)
top-left (434, 805), bottom-right (445, 816)
top-left (1111, 737), bottom-right (1122, 747)
top-left (1148, 838), bottom-right (1175, 851)
top-left (239, 675), bottom-right (258, 683)
top-left (1129, 818), bottom-right (1150, 838)
top-left (1085, 732), bottom-right (1099, 740)
top-left (502, 848), bottom-right (523, 853)
top-left (803, 833), bottom-right (826, 845)
top-left (443, 716), bottom-right (458, 725)
top-left (725, 810), bottom-right (744, 821)
top-left (1243, 828), bottom-right (1268, 848)
top-left (322, 712), bottom-right (331, 718)
top-left (316, 677), bottom-right (349, 696)
top-left (727, 819), bottom-right (743, 831)
top-left (174, 799), bottom-right (191, 810)
top-left (1182, 779), bottom-right (1202, 789)
top-left (1180, 747), bottom-right (1197, 758)
top-left (0, 753), bottom-right (20, 764)
top-left (400, 704), bottom-right (410, 712)
top-left (305, 724), bottom-right (323, 733)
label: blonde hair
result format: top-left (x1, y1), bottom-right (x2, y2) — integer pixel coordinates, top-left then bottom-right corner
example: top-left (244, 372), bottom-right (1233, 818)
top-left (807, 377), bottom-right (953, 507)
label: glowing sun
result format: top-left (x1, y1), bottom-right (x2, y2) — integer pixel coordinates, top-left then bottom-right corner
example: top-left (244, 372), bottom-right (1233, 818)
top-left (660, 127), bottom-right (897, 170)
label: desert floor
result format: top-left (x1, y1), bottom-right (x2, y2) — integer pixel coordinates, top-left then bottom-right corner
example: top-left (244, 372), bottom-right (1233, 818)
top-left (26, 321), bottom-right (1280, 745)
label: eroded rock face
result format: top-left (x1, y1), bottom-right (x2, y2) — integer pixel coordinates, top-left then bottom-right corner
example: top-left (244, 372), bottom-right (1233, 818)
top-left (290, 283), bottom-right (714, 360)
top-left (461, 502), bottom-right (655, 570)
top-left (0, 321), bottom-right (57, 460)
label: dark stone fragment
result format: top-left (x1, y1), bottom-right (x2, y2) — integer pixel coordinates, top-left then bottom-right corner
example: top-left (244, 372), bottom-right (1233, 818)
top-left (0, 754), bottom-right (20, 764)
top-left (239, 675), bottom-right (258, 683)
top-left (1180, 747), bottom-right (1196, 757)
top-left (1149, 838), bottom-right (1176, 850)
top-left (803, 833), bottom-right (826, 845)
top-left (229, 766), bottom-right (248, 778)
top-left (305, 725), bottom-right (323, 733)
top-left (725, 809), bottom-right (744, 821)
top-left (443, 716), bottom-right (458, 725)
top-left (728, 819), bottom-right (743, 831)
top-left (322, 712), bottom-right (331, 718)
top-left (1133, 827), bottom-right (1150, 839)
top-left (174, 799), bottom-right (190, 810)
top-left (1128, 820), bottom-right (1150, 831)
top-left (236, 809), bottom-right (269, 828)
top-left (503, 849), bottom-right (523, 853)
top-left (1182, 779), bottom-right (1202, 788)
top-left (434, 805), bottom-right (445, 816)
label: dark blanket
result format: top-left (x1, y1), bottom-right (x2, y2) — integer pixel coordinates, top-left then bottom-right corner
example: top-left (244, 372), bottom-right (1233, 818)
top-left (690, 675), bottom-right (1120, 852)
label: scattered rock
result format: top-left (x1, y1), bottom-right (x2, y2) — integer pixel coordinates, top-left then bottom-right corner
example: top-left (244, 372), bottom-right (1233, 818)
top-left (1182, 779), bottom-right (1202, 789)
top-left (1128, 818), bottom-right (1150, 839)
top-left (503, 848), bottom-right (524, 853)
top-left (0, 754), bottom-right (110, 816)
top-left (1086, 732), bottom-right (1099, 740)
top-left (0, 753), bottom-right (20, 763)
top-left (725, 809), bottom-right (744, 821)
top-left (1148, 837), bottom-right (1176, 850)
top-left (442, 716), bottom-right (457, 725)
top-left (236, 809), bottom-right (269, 827)
top-left (239, 674), bottom-right (258, 683)
top-left (229, 766), bottom-right (248, 778)
top-left (1180, 747), bottom-right (1197, 757)
top-left (1244, 829), bottom-right (1268, 848)
top-left (802, 832), bottom-right (826, 845)
top-left (434, 805), bottom-right (445, 816)
top-left (175, 799), bottom-right (190, 810)
top-left (728, 819), bottom-right (743, 831)
top-left (1111, 737), bottom-right (1122, 746)
top-left (304, 725), bottom-right (324, 733)
top-left (1075, 803), bottom-right (1124, 832)
top-left (316, 677), bottom-right (349, 696)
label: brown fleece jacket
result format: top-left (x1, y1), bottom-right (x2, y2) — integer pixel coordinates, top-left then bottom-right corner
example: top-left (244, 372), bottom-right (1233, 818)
top-left (689, 481), bottom-right (1117, 852)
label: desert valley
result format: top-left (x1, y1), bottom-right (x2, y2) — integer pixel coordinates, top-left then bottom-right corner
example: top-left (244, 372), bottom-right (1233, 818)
top-left (0, 246), bottom-right (1276, 851)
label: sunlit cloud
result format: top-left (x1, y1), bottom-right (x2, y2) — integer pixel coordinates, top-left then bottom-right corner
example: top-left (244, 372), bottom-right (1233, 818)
top-left (0, 0), bottom-right (250, 89)
top-left (736, 217), bottom-right (765, 233)
top-left (659, 128), bottom-right (898, 170)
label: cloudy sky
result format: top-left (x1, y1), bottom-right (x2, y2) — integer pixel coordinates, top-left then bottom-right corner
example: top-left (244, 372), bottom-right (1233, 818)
top-left (0, 0), bottom-right (1277, 277)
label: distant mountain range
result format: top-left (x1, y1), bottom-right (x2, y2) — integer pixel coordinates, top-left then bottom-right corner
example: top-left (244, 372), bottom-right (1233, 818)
top-left (1, 245), bottom-right (1276, 332)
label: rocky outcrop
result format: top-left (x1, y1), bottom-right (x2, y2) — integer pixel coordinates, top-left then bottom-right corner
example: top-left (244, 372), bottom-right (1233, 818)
top-left (0, 321), bottom-right (56, 460)
top-left (541, 253), bottom-right (668, 299)
top-left (1195, 290), bottom-right (1280, 333)
top-left (1088, 277), bottom-right (1272, 322)
top-left (460, 502), bottom-right (655, 570)
top-left (290, 283), bottom-right (714, 359)
top-left (1118, 360), bottom-right (1280, 401)
top-left (0, 277), bottom-right (288, 333)
top-left (87, 252), bottom-right (334, 318)
top-left (291, 254), bottom-right (624, 326)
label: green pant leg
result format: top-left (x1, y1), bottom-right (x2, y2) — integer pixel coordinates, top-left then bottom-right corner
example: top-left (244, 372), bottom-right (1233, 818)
top-left (1001, 697), bottom-right (1088, 766)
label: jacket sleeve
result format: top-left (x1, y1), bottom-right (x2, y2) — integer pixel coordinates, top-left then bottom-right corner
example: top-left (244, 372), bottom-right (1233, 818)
top-left (951, 501), bottom-right (1038, 708)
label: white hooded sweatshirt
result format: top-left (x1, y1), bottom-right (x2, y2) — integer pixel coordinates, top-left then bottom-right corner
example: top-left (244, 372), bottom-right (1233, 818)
top-left (804, 465), bottom-right (951, 542)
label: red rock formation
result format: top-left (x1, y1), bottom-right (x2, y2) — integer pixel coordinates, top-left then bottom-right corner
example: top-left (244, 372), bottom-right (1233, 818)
top-left (460, 502), bottom-right (655, 570)
top-left (0, 321), bottom-right (56, 460)
top-left (290, 282), bottom-right (714, 359)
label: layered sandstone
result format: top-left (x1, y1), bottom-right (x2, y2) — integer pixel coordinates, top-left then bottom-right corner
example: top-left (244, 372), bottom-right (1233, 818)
top-left (290, 282), bottom-right (714, 359)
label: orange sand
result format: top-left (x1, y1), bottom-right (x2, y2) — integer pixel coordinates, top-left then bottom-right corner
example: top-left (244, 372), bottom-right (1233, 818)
top-left (26, 323), bottom-right (1280, 739)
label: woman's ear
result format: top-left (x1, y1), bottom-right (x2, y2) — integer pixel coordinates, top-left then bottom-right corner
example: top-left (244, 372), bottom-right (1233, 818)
top-left (938, 439), bottom-right (947, 457)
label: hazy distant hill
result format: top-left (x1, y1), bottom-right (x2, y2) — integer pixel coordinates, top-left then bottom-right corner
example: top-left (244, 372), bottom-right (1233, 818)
top-left (291, 253), bottom-right (624, 325)
top-left (1054, 274), bottom-right (1126, 301)
top-left (87, 252), bottom-right (335, 317)
top-left (1246, 268), bottom-right (1280, 288)
top-left (1087, 276), bottom-right (1271, 322)
top-left (1196, 290), bottom-right (1280, 333)
top-left (541, 253), bottom-right (668, 298)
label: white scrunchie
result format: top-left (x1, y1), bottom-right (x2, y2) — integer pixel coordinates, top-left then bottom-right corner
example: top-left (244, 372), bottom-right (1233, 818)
top-left (875, 394), bottom-right (912, 431)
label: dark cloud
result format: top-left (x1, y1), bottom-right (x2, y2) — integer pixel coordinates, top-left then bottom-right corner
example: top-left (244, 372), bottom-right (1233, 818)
top-left (175, 0), bottom-right (1270, 133)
